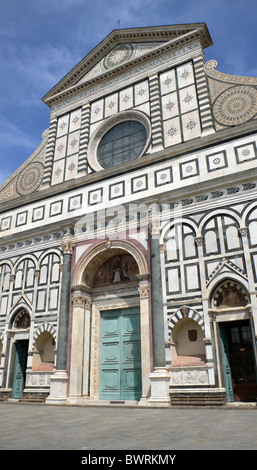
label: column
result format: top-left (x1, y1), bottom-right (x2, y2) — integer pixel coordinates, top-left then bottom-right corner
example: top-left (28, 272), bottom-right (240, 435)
top-left (46, 233), bottom-right (74, 404)
top-left (148, 217), bottom-right (170, 406)
top-left (68, 290), bottom-right (92, 404)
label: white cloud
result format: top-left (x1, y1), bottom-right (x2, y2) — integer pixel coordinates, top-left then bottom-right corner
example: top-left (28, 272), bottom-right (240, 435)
top-left (0, 115), bottom-right (38, 149)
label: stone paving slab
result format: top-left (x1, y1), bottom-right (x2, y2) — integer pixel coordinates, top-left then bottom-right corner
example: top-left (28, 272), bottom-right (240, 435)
top-left (0, 402), bottom-right (256, 451)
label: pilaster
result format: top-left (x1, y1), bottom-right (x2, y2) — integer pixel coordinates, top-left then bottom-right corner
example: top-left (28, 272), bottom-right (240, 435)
top-left (148, 217), bottom-right (170, 406)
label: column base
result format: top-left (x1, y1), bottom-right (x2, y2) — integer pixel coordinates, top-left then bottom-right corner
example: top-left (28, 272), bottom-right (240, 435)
top-left (45, 370), bottom-right (68, 405)
top-left (148, 367), bottom-right (171, 407)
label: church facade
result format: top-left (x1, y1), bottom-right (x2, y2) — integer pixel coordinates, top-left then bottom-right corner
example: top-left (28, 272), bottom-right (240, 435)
top-left (1, 23), bottom-right (257, 406)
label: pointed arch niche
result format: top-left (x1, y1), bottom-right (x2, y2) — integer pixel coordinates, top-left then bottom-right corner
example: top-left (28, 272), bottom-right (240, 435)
top-left (68, 239), bottom-right (151, 405)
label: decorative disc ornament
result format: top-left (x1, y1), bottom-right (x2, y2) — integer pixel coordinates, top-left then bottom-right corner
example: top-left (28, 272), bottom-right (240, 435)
top-left (16, 162), bottom-right (44, 196)
top-left (213, 85), bottom-right (257, 126)
top-left (104, 43), bottom-right (133, 69)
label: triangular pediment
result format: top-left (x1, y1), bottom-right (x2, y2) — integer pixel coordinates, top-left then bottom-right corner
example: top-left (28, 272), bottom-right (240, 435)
top-left (206, 258), bottom-right (247, 287)
top-left (42, 23), bottom-right (212, 107)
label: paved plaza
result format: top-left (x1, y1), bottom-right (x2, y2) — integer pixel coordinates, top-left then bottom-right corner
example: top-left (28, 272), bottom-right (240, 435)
top-left (0, 402), bottom-right (256, 451)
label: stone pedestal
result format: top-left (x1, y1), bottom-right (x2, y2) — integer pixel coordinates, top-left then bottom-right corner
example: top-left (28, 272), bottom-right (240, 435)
top-left (148, 367), bottom-right (171, 407)
top-left (46, 370), bottom-right (68, 405)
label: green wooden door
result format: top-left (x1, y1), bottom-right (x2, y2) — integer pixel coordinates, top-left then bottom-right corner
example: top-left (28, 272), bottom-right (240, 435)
top-left (12, 340), bottom-right (28, 399)
top-left (219, 324), bottom-right (234, 402)
top-left (100, 308), bottom-right (141, 401)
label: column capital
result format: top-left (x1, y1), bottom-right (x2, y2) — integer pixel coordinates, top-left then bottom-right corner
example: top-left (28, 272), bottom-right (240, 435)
top-left (61, 234), bottom-right (75, 255)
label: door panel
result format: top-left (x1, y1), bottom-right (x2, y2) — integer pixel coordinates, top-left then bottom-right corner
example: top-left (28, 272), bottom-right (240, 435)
top-left (12, 340), bottom-right (28, 399)
top-left (100, 308), bottom-right (141, 401)
top-left (220, 321), bottom-right (257, 402)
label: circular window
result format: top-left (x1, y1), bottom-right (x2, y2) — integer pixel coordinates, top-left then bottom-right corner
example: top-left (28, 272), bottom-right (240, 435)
top-left (87, 111), bottom-right (151, 172)
top-left (97, 120), bottom-right (147, 169)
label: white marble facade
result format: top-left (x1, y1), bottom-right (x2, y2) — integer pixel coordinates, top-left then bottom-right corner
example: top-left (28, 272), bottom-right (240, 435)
top-left (0, 24), bottom-right (257, 405)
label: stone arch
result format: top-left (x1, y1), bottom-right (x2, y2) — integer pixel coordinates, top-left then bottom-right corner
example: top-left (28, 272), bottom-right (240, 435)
top-left (9, 306), bottom-right (31, 330)
top-left (209, 279), bottom-right (249, 309)
top-left (242, 201), bottom-right (257, 226)
top-left (168, 307), bottom-right (206, 367)
top-left (160, 218), bottom-right (199, 244)
top-left (199, 208), bottom-right (242, 232)
top-left (33, 322), bottom-right (57, 344)
top-left (32, 328), bottom-right (56, 372)
top-left (168, 306), bottom-right (204, 339)
top-left (72, 238), bottom-right (149, 288)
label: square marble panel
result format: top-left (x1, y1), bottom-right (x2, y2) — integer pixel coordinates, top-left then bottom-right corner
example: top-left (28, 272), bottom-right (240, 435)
top-left (105, 93), bottom-right (118, 118)
top-left (91, 99), bottom-right (104, 123)
top-left (161, 92), bottom-right (179, 120)
top-left (52, 159), bottom-right (65, 185)
top-left (163, 116), bottom-right (182, 147)
top-left (1, 216), bottom-right (12, 231)
top-left (32, 206), bottom-right (45, 222)
top-left (56, 114), bottom-right (69, 137)
top-left (180, 159), bottom-right (199, 179)
top-left (134, 80), bottom-right (149, 106)
top-left (109, 181), bottom-right (125, 200)
top-left (67, 130), bottom-right (80, 156)
top-left (176, 62), bottom-right (195, 89)
top-left (88, 188), bottom-right (103, 205)
top-left (119, 86), bottom-right (133, 111)
top-left (50, 200), bottom-right (63, 217)
top-left (181, 110), bottom-right (201, 141)
top-left (160, 68), bottom-right (176, 95)
top-left (155, 167), bottom-right (173, 186)
top-left (65, 154), bottom-right (79, 181)
top-left (54, 136), bottom-right (67, 160)
top-left (206, 151), bottom-right (227, 172)
top-left (68, 194), bottom-right (83, 212)
top-left (179, 84), bottom-right (198, 114)
top-left (131, 174), bottom-right (148, 193)
top-left (16, 211), bottom-right (28, 227)
top-left (235, 142), bottom-right (257, 163)
top-left (69, 109), bottom-right (82, 133)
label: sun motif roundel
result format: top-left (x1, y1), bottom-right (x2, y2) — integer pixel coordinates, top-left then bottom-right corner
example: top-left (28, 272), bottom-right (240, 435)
top-left (104, 43), bottom-right (133, 70)
top-left (213, 85), bottom-right (257, 126)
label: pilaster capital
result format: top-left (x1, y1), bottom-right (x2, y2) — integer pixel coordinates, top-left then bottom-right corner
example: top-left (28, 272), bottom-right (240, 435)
top-left (61, 234), bottom-right (75, 255)
top-left (238, 227), bottom-right (248, 237)
top-left (194, 236), bottom-right (204, 246)
top-left (148, 213), bottom-right (161, 237)
top-left (72, 291), bottom-right (92, 309)
top-left (138, 279), bottom-right (149, 299)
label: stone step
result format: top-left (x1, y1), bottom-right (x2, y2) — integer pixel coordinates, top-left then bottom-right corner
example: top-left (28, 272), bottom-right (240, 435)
top-left (170, 392), bottom-right (226, 406)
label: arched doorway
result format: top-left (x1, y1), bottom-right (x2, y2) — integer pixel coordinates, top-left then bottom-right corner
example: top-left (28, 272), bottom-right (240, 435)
top-left (68, 239), bottom-right (151, 404)
top-left (212, 281), bottom-right (257, 402)
top-left (11, 309), bottom-right (30, 399)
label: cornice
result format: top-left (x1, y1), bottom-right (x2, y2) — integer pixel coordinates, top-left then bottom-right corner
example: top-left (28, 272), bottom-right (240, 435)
top-left (0, 119), bottom-right (256, 215)
top-left (42, 24), bottom-right (212, 108)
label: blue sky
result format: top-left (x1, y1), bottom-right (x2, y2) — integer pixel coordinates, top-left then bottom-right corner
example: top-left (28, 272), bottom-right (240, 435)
top-left (0, 0), bottom-right (256, 185)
